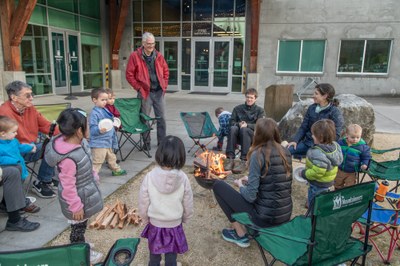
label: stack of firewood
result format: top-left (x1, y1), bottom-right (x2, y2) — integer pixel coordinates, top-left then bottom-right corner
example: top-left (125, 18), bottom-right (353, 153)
top-left (89, 199), bottom-right (141, 230)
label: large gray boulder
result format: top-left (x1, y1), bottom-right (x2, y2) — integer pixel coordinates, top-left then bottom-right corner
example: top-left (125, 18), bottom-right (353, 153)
top-left (278, 94), bottom-right (375, 146)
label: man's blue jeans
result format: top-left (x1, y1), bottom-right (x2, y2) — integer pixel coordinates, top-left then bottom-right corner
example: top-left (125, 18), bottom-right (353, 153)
top-left (23, 142), bottom-right (54, 183)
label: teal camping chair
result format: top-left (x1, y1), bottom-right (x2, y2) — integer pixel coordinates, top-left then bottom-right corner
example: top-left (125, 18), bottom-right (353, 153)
top-left (359, 146), bottom-right (400, 192)
top-left (232, 182), bottom-right (375, 266)
top-left (114, 98), bottom-right (158, 160)
top-left (180, 111), bottom-right (219, 155)
top-left (0, 238), bottom-right (140, 266)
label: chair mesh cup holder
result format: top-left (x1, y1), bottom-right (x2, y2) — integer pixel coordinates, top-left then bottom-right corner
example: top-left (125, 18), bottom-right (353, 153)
top-left (110, 248), bottom-right (135, 266)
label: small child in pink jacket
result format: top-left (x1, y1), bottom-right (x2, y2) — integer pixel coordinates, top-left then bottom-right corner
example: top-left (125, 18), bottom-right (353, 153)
top-left (139, 135), bottom-right (193, 266)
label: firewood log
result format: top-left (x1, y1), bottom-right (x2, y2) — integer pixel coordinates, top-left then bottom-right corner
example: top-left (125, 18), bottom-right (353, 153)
top-left (100, 211), bottom-right (116, 229)
top-left (89, 206), bottom-right (109, 228)
top-left (110, 213), bottom-right (119, 229)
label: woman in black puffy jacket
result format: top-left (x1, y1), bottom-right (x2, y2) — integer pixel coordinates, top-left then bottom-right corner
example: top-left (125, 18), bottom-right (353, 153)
top-left (213, 118), bottom-right (292, 248)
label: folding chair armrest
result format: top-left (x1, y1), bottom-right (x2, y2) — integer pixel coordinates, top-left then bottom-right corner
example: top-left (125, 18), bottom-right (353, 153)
top-left (371, 147), bottom-right (400, 155)
top-left (140, 113), bottom-right (159, 122)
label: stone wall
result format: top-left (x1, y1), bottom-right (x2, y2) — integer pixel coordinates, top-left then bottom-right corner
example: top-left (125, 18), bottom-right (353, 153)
top-left (278, 94), bottom-right (375, 146)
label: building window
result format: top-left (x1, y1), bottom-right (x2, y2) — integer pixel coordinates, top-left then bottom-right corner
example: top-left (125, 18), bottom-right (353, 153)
top-left (338, 40), bottom-right (392, 74)
top-left (277, 40), bottom-right (325, 73)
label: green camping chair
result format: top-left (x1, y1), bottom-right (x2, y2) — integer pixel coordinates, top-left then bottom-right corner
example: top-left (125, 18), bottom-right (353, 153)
top-left (35, 102), bottom-right (72, 122)
top-left (0, 242), bottom-right (90, 265)
top-left (0, 238), bottom-right (140, 266)
top-left (359, 147), bottom-right (400, 192)
top-left (232, 182), bottom-right (375, 266)
top-left (180, 111), bottom-right (219, 155)
top-left (114, 98), bottom-right (157, 160)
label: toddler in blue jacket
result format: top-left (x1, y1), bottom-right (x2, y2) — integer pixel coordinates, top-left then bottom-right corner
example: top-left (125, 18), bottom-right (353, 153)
top-left (89, 88), bottom-right (126, 177)
top-left (334, 124), bottom-right (371, 189)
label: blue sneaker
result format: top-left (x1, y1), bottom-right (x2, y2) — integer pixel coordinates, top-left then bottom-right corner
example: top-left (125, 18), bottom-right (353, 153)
top-left (222, 228), bottom-right (250, 248)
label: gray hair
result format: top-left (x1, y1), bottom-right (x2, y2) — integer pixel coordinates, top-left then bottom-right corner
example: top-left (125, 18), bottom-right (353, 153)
top-left (5, 81), bottom-right (31, 101)
top-left (142, 32), bottom-right (155, 42)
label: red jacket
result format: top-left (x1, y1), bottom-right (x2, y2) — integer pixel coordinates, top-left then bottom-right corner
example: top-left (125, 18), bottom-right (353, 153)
top-left (0, 101), bottom-right (59, 143)
top-left (125, 46), bottom-right (169, 99)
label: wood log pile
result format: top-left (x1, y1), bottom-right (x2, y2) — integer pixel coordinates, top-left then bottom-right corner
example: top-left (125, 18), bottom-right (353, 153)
top-left (89, 199), bottom-right (141, 230)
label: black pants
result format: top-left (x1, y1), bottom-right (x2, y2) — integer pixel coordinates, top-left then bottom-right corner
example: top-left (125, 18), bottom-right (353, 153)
top-left (226, 126), bottom-right (253, 160)
top-left (149, 252), bottom-right (177, 266)
top-left (212, 180), bottom-right (255, 223)
top-left (70, 220), bottom-right (87, 243)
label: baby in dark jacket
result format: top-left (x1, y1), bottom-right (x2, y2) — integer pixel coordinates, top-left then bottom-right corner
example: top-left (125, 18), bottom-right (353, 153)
top-left (334, 124), bottom-right (371, 189)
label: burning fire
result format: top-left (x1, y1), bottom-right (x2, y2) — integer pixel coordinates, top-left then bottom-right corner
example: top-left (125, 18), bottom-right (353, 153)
top-left (194, 150), bottom-right (231, 179)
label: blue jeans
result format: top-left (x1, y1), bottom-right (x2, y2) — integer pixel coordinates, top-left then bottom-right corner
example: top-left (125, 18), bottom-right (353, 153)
top-left (23, 142), bottom-right (54, 183)
top-left (139, 89), bottom-right (166, 146)
top-left (308, 184), bottom-right (329, 209)
top-left (288, 141), bottom-right (311, 159)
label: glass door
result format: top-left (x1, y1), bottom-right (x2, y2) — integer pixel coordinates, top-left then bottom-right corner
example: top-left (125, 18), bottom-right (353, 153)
top-left (213, 39), bottom-right (232, 92)
top-left (51, 31), bottom-right (81, 95)
top-left (191, 38), bottom-right (232, 92)
top-left (163, 39), bottom-right (180, 91)
top-left (192, 40), bottom-right (210, 91)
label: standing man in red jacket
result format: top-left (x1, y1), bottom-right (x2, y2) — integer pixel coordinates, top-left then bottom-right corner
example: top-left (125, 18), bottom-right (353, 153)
top-left (126, 32), bottom-right (169, 151)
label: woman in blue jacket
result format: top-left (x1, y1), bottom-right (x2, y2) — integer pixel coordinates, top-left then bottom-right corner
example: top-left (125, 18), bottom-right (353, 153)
top-left (287, 83), bottom-right (344, 158)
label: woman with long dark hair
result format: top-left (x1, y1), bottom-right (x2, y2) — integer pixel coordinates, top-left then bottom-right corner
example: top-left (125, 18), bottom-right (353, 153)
top-left (287, 83), bottom-right (344, 157)
top-left (213, 118), bottom-right (293, 248)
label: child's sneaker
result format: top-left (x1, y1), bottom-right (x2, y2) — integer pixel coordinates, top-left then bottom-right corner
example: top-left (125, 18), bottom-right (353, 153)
top-left (112, 169), bottom-right (127, 176)
top-left (222, 228), bottom-right (250, 248)
top-left (90, 249), bottom-right (103, 264)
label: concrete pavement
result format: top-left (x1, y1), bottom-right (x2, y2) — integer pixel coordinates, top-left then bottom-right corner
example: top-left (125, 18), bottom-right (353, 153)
top-left (0, 90), bottom-right (399, 252)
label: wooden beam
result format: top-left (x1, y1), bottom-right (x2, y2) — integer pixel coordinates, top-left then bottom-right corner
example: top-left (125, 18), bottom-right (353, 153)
top-left (10, 0), bottom-right (37, 46)
top-left (249, 0), bottom-right (260, 73)
top-left (110, 0), bottom-right (129, 70)
top-left (0, 0), bottom-right (14, 70)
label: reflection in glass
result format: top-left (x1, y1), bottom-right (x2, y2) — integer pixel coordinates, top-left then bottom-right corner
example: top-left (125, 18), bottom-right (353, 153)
top-left (232, 76), bottom-right (242, 92)
top-left (235, 0), bottom-right (246, 17)
top-left (213, 19), bottom-right (233, 37)
top-left (26, 75), bottom-right (53, 95)
top-left (338, 40), bottom-right (364, 73)
top-left (233, 38), bottom-right (244, 75)
top-left (163, 0), bottom-right (180, 21)
top-left (133, 38), bottom-right (142, 50)
top-left (143, 23), bottom-right (161, 37)
top-left (195, 42), bottom-right (209, 86)
top-left (193, 0), bottom-right (212, 21)
top-left (182, 38), bottom-right (191, 74)
top-left (213, 41), bottom-right (229, 87)
top-left (52, 32), bottom-right (66, 87)
top-left (182, 0), bottom-right (191, 21)
top-left (83, 74), bottom-right (103, 90)
top-left (132, 0), bottom-right (142, 22)
top-left (363, 40), bottom-right (391, 73)
top-left (162, 23), bottom-right (180, 37)
top-left (143, 0), bottom-right (160, 21)
top-left (193, 23), bottom-right (212, 37)
top-left (214, 0), bottom-right (234, 18)
top-left (133, 23), bottom-right (142, 37)
top-left (164, 42), bottom-right (178, 85)
top-left (182, 23), bottom-right (191, 36)
top-left (68, 35), bottom-right (80, 86)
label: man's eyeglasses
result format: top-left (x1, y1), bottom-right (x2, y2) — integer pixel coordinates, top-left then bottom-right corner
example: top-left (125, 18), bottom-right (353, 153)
top-left (18, 92), bottom-right (34, 99)
top-left (145, 42), bottom-right (155, 46)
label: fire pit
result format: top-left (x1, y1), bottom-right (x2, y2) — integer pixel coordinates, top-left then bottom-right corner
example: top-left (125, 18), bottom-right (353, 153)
top-left (193, 150), bottom-right (231, 189)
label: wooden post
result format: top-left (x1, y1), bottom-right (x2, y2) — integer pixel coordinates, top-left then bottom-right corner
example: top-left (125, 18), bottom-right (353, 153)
top-left (109, 0), bottom-right (129, 70)
top-left (0, 0), bottom-right (37, 71)
top-left (249, 0), bottom-right (260, 73)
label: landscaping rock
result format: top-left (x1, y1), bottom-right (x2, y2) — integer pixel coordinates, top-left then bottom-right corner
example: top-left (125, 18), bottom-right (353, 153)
top-left (278, 94), bottom-right (375, 146)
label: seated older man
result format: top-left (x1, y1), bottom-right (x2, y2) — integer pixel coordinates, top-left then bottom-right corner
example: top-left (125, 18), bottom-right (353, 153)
top-left (0, 81), bottom-right (59, 198)
top-left (0, 166), bottom-right (40, 231)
